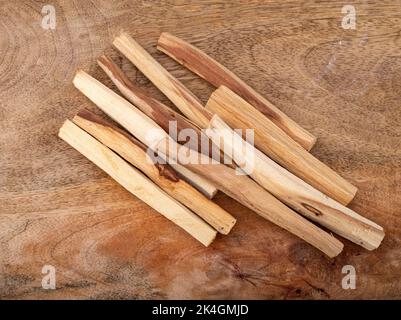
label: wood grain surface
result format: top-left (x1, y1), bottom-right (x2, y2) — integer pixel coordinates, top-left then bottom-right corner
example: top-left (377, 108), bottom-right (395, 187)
top-left (1, 0), bottom-right (401, 299)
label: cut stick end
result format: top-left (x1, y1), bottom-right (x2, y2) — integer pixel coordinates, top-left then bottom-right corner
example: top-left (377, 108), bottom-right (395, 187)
top-left (58, 119), bottom-right (71, 139)
top-left (321, 234), bottom-right (344, 258)
top-left (209, 188), bottom-right (219, 199)
top-left (113, 32), bottom-right (132, 48)
top-left (341, 184), bottom-right (358, 206)
top-left (218, 218), bottom-right (237, 235)
top-left (364, 229), bottom-right (385, 251)
top-left (202, 232), bottom-right (217, 247)
top-left (328, 240), bottom-right (344, 258)
top-left (72, 69), bottom-right (89, 89)
top-left (157, 32), bottom-right (174, 48)
top-left (159, 31), bottom-right (172, 40)
top-left (306, 135), bottom-right (318, 151)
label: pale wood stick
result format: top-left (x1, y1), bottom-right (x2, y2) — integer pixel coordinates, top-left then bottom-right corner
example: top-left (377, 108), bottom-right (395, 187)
top-left (73, 70), bottom-right (218, 199)
top-left (97, 55), bottom-right (230, 167)
top-left (72, 70), bottom-right (343, 257)
top-left (58, 120), bottom-right (217, 246)
top-left (157, 32), bottom-right (316, 150)
top-left (113, 32), bottom-right (213, 128)
top-left (73, 109), bottom-right (235, 234)
top-left (207, 115), bottom-right (385, 250)
top-left (206, 86), bottom-right (357, 205)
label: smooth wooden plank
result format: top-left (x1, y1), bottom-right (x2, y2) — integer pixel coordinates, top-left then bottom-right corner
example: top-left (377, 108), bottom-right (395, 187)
top-left (157, 32), bottom-right (317, 150)
top-left (72, 109), bottom-right (236, 234)
top-left (206, 85), bottom-right (357, 205)
top-left (58, 120), bottom-right (217, 246)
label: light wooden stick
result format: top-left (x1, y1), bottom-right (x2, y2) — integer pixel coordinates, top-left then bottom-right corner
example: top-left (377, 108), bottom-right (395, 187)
top-left (73, 70), bottom-right (217, 199)
top-left (207, 115), bottom-right (385, 250)
top-left (72, 70), bottom-right (343, 257)
top-left (113, 32), bottom-right (213, 128)
top-left (97, 55), bottom-right (230, 166)
top-left (157, 32), bottom-right (316, 150)
top-left (206, 86), bottom-right (357, 205)
top-left (58, 120), bottom-right (217, 246)
top-left (73, 109), bottom-right (236, 234)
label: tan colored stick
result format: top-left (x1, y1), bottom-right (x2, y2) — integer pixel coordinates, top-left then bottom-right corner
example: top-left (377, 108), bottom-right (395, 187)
top-left (72, 70), bottom-right (343, 257)
top-left (111, 34), bottom-right (383, 250)
top-left (97, 55), bottom-right (230, 166)
top-left (113, 32), bottom-right (213, 128)
top-left (207, 115), bottom-right (385, 250)
top-left (58, 120), bottom-right (217, 246)
top-left (73, 109), bottom-right (236, 234)
top-left (157, 32), bottom-right (316, 150)
top-left (206, 86), bottom-right (357, 205)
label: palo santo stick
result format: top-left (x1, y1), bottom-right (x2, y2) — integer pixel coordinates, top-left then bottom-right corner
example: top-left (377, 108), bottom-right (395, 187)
top-left (206, 86), bottom-right (357, 205)
top-left (58, 120), bottom-right (217, 246)
top-left (157, 32), bottom-right (316, 150)
top-left (73, 109), bottom-right (235, 234)
top-left (97, 55), bottom-right (230, 166)
top-left (72, 70), bottom-right (343, 257)
top-left (113, 32), bottom-right (213, 128)
top-left (207, 115), bottom-right (385, 250)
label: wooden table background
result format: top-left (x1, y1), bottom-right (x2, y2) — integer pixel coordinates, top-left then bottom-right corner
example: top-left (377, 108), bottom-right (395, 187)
top-left (1, 0), bottom-right (401, 299)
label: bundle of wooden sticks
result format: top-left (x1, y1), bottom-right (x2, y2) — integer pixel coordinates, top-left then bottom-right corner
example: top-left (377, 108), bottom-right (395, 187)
top-left (59, 32), bottom-right (385, 257)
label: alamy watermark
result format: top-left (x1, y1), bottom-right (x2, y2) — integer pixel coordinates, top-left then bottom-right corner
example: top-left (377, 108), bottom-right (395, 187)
top-left (341, 5), bottom-right (356, 30)
top-left (341, 265), bottom-right (356, 289)
top-left (41, 264), bottom-right (56, 289)
top-left (41, 5), bottom-right (56, 30)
